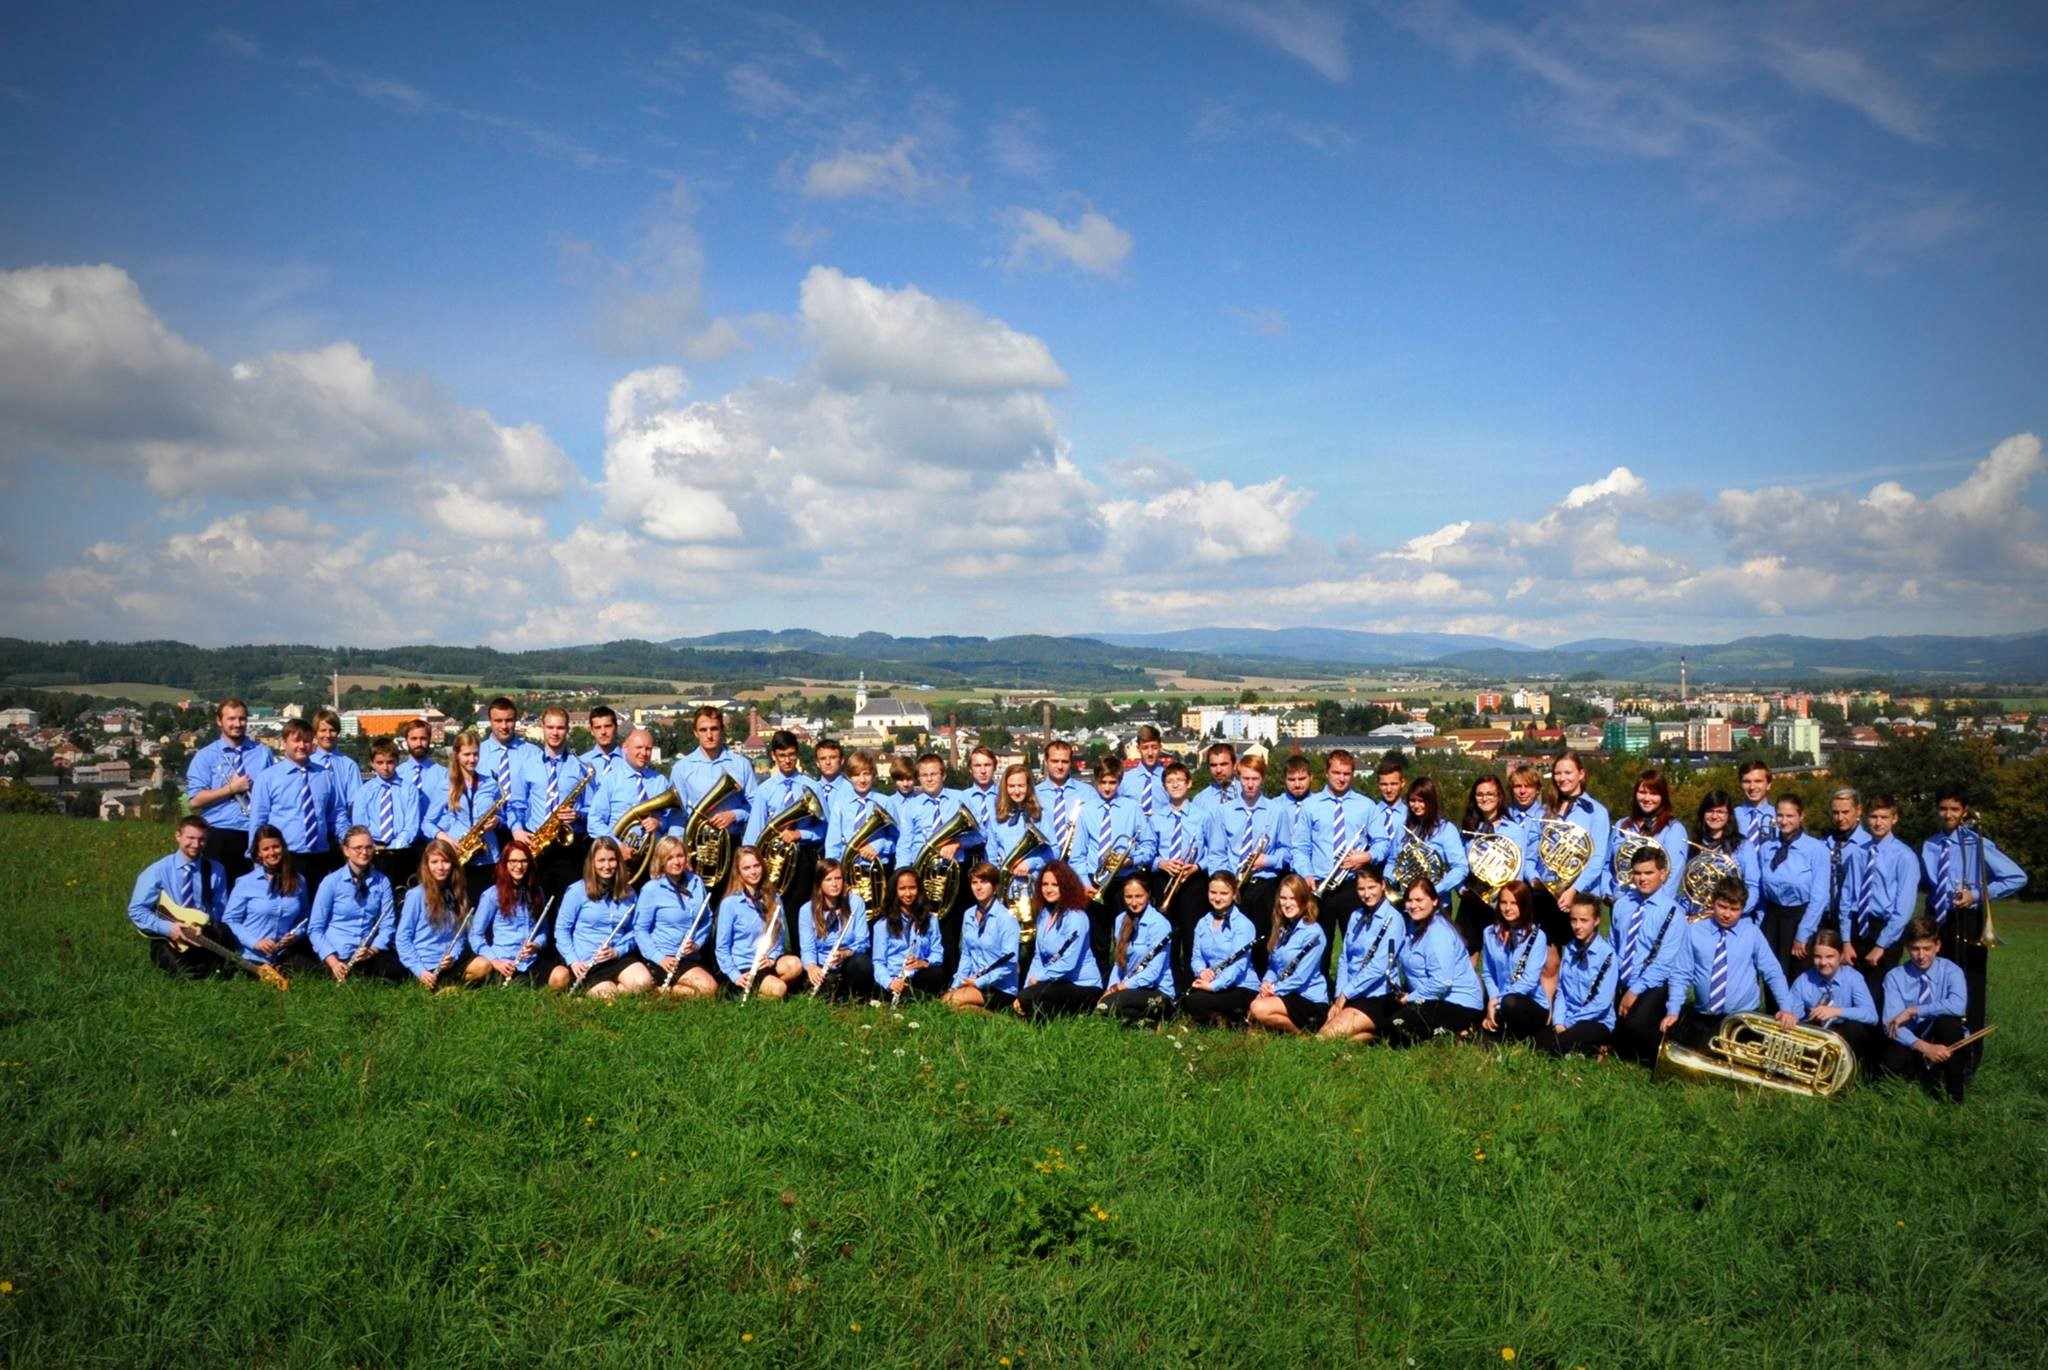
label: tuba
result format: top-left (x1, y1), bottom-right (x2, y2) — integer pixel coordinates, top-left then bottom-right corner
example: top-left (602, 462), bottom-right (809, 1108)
top-left (1389, 836), bottom-right (1448, 891)
top-left (1610, 830), bottom-right (1663, 885)
top-left (1681, 845), bottom-right (1739, 915)
top-left (1654, 1012), bottom-right (1857, 1098)
top-left (760, 788), bottom-right (826, 894)
top-left (683, 771), bottom-right (742, 890)
top-left (1537, 819), bottom-right (1594, 896)
top-left (1465, 832), bottom-right (1523, 905)
top-left (914, 804), bottom-right (980, 911)
top-left (840, 802), bottom-right (897, 908)
top-left (612, 783), bottom-right (684, 882)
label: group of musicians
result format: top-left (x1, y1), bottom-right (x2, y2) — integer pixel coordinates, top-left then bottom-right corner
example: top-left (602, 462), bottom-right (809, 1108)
top-left (128, 698), bottom-right (2024, 1099)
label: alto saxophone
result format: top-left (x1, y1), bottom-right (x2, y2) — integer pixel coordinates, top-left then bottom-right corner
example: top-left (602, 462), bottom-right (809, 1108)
top-left (529, 768), bottom-right (597, 858)
top-left (452, 790), bottom-right (508, 865)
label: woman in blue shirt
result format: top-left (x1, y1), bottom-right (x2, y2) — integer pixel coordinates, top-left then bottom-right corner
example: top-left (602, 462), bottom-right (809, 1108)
top-left (715, 845), bottom-right (801, 1000)
top-left (1455, 774), bottom-right (1524, 953)
top-left (550, 837), bottom-right (648, 999)
top-left (1612, 768), bottom-right (1690, 900)
top-left (1320, 862), bottom-right (1406, 1044)
top-left (425, 731), bottom-right (502, 906)
top-left (1182, 871), bottom-right (1259, 1026)
top-left (944, 863), bottom-right (1022, 1015)
top-left (1098, 873), bottom-right (1175, 1023)
top-left (224, 824), bottom-right (312, 968)
top-left (635, 835), bottom-right (718, 998)
top-left (1479, 880), bottom-right (1549, 1044)
top-left (1390, 878), bottom-right (1485, 1043)
top-left (797, 858), bottom-right (874, 1001)
top-left (874, 867), bottom-right (946, 1003)
top-left (464, 839), bottom-right (547, 986)
top-left (396, 838), bottom-right (474, 989)
top-left (1019, 862), bottom-right (1101, 1020)
top-left (1248, 874), bottom-right (1329, 1034)
top-left (1541, 896), bottom-right (1615, 1057)
top-left (1784, 927), bottom-right (1881, 1069)
top-left (1685, 790), bottom-right (1762, 920)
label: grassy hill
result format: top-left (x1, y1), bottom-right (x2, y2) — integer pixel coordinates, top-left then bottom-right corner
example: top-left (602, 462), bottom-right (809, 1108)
top-left (2, 816), bottom-right (2044, 1366)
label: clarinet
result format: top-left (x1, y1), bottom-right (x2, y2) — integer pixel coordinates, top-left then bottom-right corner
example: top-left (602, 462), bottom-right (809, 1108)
top-left (1573, 949), bottom-right (1612, 1020)
top-left (1348, 913), bottom-right (1393, 998)
top-left (968, 949), bottom-right (1016, 983)
top-left (1103, 935), bottom-right (1170, 1005)
top-left (889, 918), bottom-right (937, 1007)
top-left (1508, 926), bottom-right (1541, 982)
top-left (740, 902), bottom-right (783, 1004)
top-left (1637, 905), bottom-right (1680, 981)
top-left (1266, 924), bottom-right (1318, 990)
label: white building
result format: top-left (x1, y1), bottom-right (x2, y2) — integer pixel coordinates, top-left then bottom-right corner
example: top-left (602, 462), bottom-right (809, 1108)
top-left (1216, 711), bottom-right (1280, 745)
top-left (1769, 716), bottom-right (1823, 764)
top-left (855, 697), bottom-right (932, 733)
top-left (0, 708), bottom-right (38, 730)
top-left (1278, 711), bottom-right (1320, 740)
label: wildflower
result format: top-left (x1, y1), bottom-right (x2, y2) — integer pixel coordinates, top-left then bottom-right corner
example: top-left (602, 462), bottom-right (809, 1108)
top-left (1000, 1359), bottom-right (1012, 1367)
top-left (850, 1322), bottom-right (862, 1333)
top-left (1896, 1220), bottom-right (1906, 1228)
top-left (585, 1115), bottom-right (596, 1127)
top-left (1501, 1350), bottom-right (1515, 1362)
top-left (908, 1020), bottom-right (921, 1029)
top-left (742, 1332), bottom-right (754, 1343)
top-left (629, 1150), bottom-right (640, 1158)
top-left (1074, 1144), bottom-right (1086, 1152)
top-left (779, 1191), bottom-right (797, 1208)
top-left (0, 1281), bottom-right (12, 1294)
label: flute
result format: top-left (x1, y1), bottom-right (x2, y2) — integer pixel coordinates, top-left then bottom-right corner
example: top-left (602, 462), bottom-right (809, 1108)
top-left (740, 904), bottom-right (783, 1004)
top-left (503, 893), bottom-right (557, 987)
top-left (659, 893), bottom-right (715, 991)
top-left (570, 901), bottom-right (638, 994)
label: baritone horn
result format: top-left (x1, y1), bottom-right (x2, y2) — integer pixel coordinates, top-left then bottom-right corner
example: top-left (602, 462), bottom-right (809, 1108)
top-left (613, 785), bottom-right (683, 882)
top-left (760, 788), bottom-right (825, 894)
top-left (914, 804), bottom-right (979, 911)
top-left (683, 772), bottom-right (742, 889)
top-left (1654, 1013), bottom-right (1857, 1099)
top-left (840, 803), bottom-right (897, 908)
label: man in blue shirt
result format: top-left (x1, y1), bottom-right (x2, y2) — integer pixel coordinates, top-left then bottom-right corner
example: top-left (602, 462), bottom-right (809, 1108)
top-left (670, 706), bottom-right (756, 891)
top-left (185, 696), bottom-right (271, 884)
top-left (396, 718), bottom-right (449, 821)
top-left (751, 730), bottom-right (826, 948)
top-left (513, 705), bottom-right (593, 904)
top-left (1034, 740), bottom-right (1088, 864)
top-left (127, 814), bottom-right (232, 977)
top-left (1659, 874), bottom-right (1794, 1052)
top-left (247, 718), bottom-right (344, 888)
top-left (352, 739), bottom-right (427, 887)
top-left (1187, 742), bottom-right (1237, 831)
top-left (1919, 783), bottom-right (2027, 1080)
top-left (477, 696), bottom-right (533, 837)
top-left (579, 705), bottom-right (625, 788)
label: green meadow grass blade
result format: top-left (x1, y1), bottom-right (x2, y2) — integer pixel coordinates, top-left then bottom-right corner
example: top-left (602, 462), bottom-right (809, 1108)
top-left (2, 814), bottom-right (2045, 1367)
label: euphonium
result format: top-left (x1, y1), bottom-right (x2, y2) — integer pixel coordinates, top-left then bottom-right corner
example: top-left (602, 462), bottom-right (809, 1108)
top-left (1609, 830), bottom-right (1663, 884)
top-left (529, 768), bottom-right (598, 858)
top-left (612, 784), bottom-right (684, 882)
top-left (761, 788), bottom-right (826, 893)
top-left (1000, 821), bottom-right (1050, 927)
top-left (915, 804), bottom-right (980, 910)
top-left (452, 790), bottom-right (508, 865)
top-left (840, 803), bottom-right (897, 908)
top-left (1653, 1012), bottom-right (1857, 1099)
top-left (1537, 819), bottom-right (1594, 896)
top-left (683, 771), bottom-right (742, 890)
top-left (1464, 832), bottom-right (1523, 904)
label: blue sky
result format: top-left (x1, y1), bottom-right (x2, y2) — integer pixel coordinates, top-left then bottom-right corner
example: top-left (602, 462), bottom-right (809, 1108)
top-left (1, 0), bottom-right (2044, 648)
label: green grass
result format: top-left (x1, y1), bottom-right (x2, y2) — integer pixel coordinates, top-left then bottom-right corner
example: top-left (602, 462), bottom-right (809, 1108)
top-left (2, 815), bottom-right (2044, 1367)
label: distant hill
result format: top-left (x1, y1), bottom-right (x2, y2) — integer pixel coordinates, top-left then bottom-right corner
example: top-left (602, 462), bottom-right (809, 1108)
top-left (1081, 626), bottom-right (1521, 665)
top-left (1429, 630), bottom-right (2048, 683)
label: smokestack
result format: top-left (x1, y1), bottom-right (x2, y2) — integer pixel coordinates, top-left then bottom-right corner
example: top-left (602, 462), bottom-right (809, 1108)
top-left (949, 712), bottom-right (959, 765)
top-left (746, 707), bottom-right (763, 749)
top-left (1679, 656), bottom-right (1687, 706)
top-left (1042, 701), bottom-right (1053, 741)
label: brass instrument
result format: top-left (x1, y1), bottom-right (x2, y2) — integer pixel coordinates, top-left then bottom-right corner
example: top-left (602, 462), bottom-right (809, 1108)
top-left (452, 790), bottom-right (508, 865)
top-left (1537, 819), bottom-right (1594, 897)
top-left (1653, 1012), bottom-right (1857, 1098)
top-left (1681, 845), bottom-right (1739, 914)
top-left (612, 783), bottom-right (683, 882)
top-left (1000, 822), bottom-right (1051, 926)
top-left (1315, 834), bottom-right (1366, 896)
top-left (1389, 837), bottom-right (1448, 891)
top-left (529, 768), bottom-right (597, 858)
top-left (840, 803), bottom-right (897, 908)
top-left (155, 893), bottom-right (288, 990)
top-left (1090, 834), bottom-right (1135, 902)
top-left (1609, 830), bottom-right (1663, 884)
top-left (1464, 832), bottom-right (1523, 905)
top-left (760, 788), bottom-right (826, 893)
top-left (1960, 819), bottom-right (2007, 949)
top-left (683, 771), bottom-right (742, 890)
top-left (1058, 798), bottom-right (1081, 865)
top-left (914, 804), bottom-right (980, 910)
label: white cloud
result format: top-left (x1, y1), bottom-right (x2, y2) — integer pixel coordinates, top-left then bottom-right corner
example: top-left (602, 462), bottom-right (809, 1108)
top-left (988, 107), bottom-right (1054, 179)
top-left (797, 138), bottom-right (945, 201)
top-left (799, 266), bottom-right (1066, 391)
top-left (1177, 0), bottom-right (1353, 82)
top-left (1761, 40), bottom-right (1935, 145)
top-left (1003, 206), bottom-right (1134, 278)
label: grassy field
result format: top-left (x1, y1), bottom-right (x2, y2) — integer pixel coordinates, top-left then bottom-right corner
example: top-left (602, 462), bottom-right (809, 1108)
top-left (2, 815), bottom-right (2044, 1368)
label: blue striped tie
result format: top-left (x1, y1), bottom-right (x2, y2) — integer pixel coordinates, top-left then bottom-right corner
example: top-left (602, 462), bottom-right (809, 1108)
top-left (1620, 913), bottom-right (1638, 986)
top-left (495, 749), bottom-right (510, 796)
top-left (1708, 927), bottom-right (1730, 1012)
top-left (178, 861), bottom-right (194, 907)
top-left (544, 760), bottom-right (559, 815)
top-left (1055, 793), bottom-right (1073, 851)
top-left (1095, 806), bottom-right (1111, 857)
top-left (377, 783), bottom-right (395, 844)
top-left (1234, 806), bottom-right (1252, 865)
top-left (1332, 803), bottom-right (1348, 866)
top-left (1138, 775), bottom-right (1154, 819)
top-left (1853, 849), bottom-right (1876, 938)
top-left (1169, 810), bottom-right (1185, 862)
top-left (1916, 970), bottom-right (1931, 1014)
top-left (1933, 838), bottom-right (1955, 923)
top-left (297, 768), bottom-right (320, 846)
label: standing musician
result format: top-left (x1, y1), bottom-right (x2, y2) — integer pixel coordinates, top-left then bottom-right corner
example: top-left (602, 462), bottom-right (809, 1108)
top-left (1388, 878), bottom-right (1485, 1043)
top-left (1182, 871), bottom-right (1259, 1026)
top-left (1247, 874), bottom-right (1329, 1034)
top-left (1758, 794), bottom-right (1828, 978)
top-left (224, 824), bottom-right (312, 970)
top-left (1609, 844), bottom-right (1687, 1066)
top-left (1504, 762), bottom-right (1545, 832)
top-left (1611, 768), bottom-right (1689, 888)
top-left (884, 755), bottom-right (919, 820)
top-left (310, 709), bottom-right (363, 807)
top-left (426, 730), bottom-right (502, 905)
top-left (309, 827), bottom-right (402, 983)
top-left (812, 738), bottom-right (846, 820)
top-left (1457, 774), bottom-right (1533, 954)
top-left (1293, 749), bottom-right (1376, 973)
top-left (396, 718), bottom-right (449, 819)
top-left (1795, 787), bottom-right (1871, 960)
top-left (547, 837), bottom-right (646, 999)
top-left (1734, 760), bottom-right (1777, 853)
top-left (128, 814), bottom-right (231, 976)
top-left (1098, 872), bottom-right (1176, 1024)
top-left (1074, 755), bottom-right (1155, 974)
top-left (463, 841), bottom-right (546, 986)
top-left (247, 717), bottom-right (344, 888)
top-left (185, 697), bottom-right (271, 884)
top-left (824, 750), bottom-right (895, 879)
top-left (512, 706), bottom-right (593, 904)
top-left (1381, 777), bottom-right (1468, 906)
top-left (1017, 862), bottom-right (1102, 1021)
top-left (1479, 880), bottom-right (1549, 1045)
top-left (1784, 927), bottom-right (1882, 1072)
top-left (895, 752), bottom-right (968, 949)
top-left (1115, 724), bottom-right (1170, 824)
top-left (1880, 917), bottom-right (1971, 1102)
top-left (1149, 761), bottom-right (1214, 995)
top-left (478, 697), bottom-right (533, 824)
top-left (352, 740), bottom-right (427, 888)
top-left (987, 763), bottom-right (1052, 909)
top-left (671, 708), bottom-right (758, 882)
top-left (749, 731), bottom-right (826, 927)
top-left (1034, 739), bottom-right (1088, 861)
top-left (1543, 897), bottom-right (1615, 1057)
top-left (1276, 754), bottom-right (1314, 871)
top-left (395, 838), bottom-right (471, 989)
top-left (1206, 754), bottom-right (1292, 962)
top-left (634, 834), bottom-right (717, 998)
top-left (715, 845), bottom-right (802, 1000)
top-left (1539, 751), bottom-right (1610, 900)
top-left (796, 858), bottom-right (875, 1001)
top-left (1918, 784), bottom-right (2024, 1075)
top-left (588, 728), bottom-right (679, 868)
top-left (1657, 875), bottom-right (1794, 1052)
top-left (580, 705), bottom-right (624, 785)
top-left (1367, 753), bottom-right (1410, 854)
top-left (1319, 863), bottom-right (1406, 1045)
top-left (874, 867), bottom-right (946, 1003)
top-left (944, 864), bottom-right (1022, 1015)
top-left (1686, 790), bottom-right (1761, 920)
top-left (953, 746), bottom-right (1002, 881)
top-left (1187, 742), bottom-right (1238, 831)
top-left (1850, 794), bottom-right (1919, 996)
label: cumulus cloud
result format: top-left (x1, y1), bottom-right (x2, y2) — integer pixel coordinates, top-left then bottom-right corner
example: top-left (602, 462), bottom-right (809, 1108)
top-left (799, 266), bottom-right (1066, 391)
top-left (1003, 206), bottom-right (1134, 277)
top-left (796, 138), bottom-right (947, 201)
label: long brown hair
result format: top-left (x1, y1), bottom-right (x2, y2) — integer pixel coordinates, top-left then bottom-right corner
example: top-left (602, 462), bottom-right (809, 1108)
top-left (1267, 873), bottom-right (1320, 955)
top-left (1032, 860), bottom-right (1089, 932)
top-left (995, 763), bottom-right (1041, 823)
top-left (1626, 767), bottom-right (1676, 835)
top-left (1112, 872), bottom-right (1150, 972)
top-left (448, 729), bottom-right (481, 810)
top-left (417, 837), bottom-right (467, 928)
top-left (493, 839), bottom-right (536, 917)
top-left (583, 836), bottom-right (633, 902)
top-left (811, 857), bottom-right (850, 941)
top-left (719, 843), bottom-right (778, 928)
top-left (252, 823), bottom-right (299, 898)
top-left (1493, 879), bottom-right (1537, 946)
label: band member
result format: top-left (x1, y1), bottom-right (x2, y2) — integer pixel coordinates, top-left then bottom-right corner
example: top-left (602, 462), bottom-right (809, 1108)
top-left (1276, 754), bottom-right (1313, 871)
top-left (826, 751), bottom-right (896, 910)
top-left (309, 827), bottom-right (402, 982)
top-left (1035, 739), bottom-right (1088, 859)
top-left (426, 731), bottom-right (502, 905)
top-left (513, 706), bottom-right (593, 904)
top-left (1457, 773), bottom-right (1531, 953)
top-left (1610, 844), bottom-right (1688, 1065)
top-left (1479, 880), bottom-right (1548, 1044)
top-left (395, 838), bottom-right (472, 989)
top-left (896, 752), bottom-right (967, 968)
top-left (1319, 863), bottom-right (1406, 1044)
top-left (396, 718), bottom-right (449, 817)
top-left (478, 696), bottom-right (532, 818)
top-left (1920, 785), bottom-right (2023, 1077)
top-left (548, 837), bottom-right (646, 999)
top-left (988, 763), bottom-right (1052, 920)
top-left (797, 858), bottom-right (875, 1000)
top-left (634, 835), bottom-right (717, 998)
top-left (352, 740), bottom-right (426, 888)
top-left (1504, 762), bottom-right (1544, 831)
top-left (1389, 878), bottom-right (1484, 1043)
top-left (944, 864), bottom-right (1021, 1015)
top-left (1880, 917), bottom-right (1970, 1102)
top-left (186, 697), bottom-right (271, 883)
top-left (247, 717), bottom-right (344, 887)
top-left (1611, 768), bottom-right (1689, 888)
top-left (884, 755), bottom-right (918, 817)
top-left (1150, 761), bottom-right (1214, 993)
top-left (224, 824), bottom-right (312, 969)
top-left (1686, 790), bottom-right (1761, 920)
top-left (1382, 776), bottom-right (1468, 903)
top-left (1539, 751), bottom-right (1609, 900)
top-left (1182, 871), bottom-right (1259, 1026)
top-left (953, 745), bottom-right (1001, 874)
top-left (749, 731), bottom-right (826, 943)
top-left (1795, 787), bottom-right (1871, 958)
top-left (1187, 741), bottom-right (1238, 829)
top-left (580, 705), bottom-right (624, 784)
top-left (1116, 724), bottom-right (1169, 821)
top-left (875, 866), bottom-right (946, 1002)
top-left (310, 708), bottom-right (362, 806)
top-left (1658, 875), bottom-right (1794, 1051)
top-left (1851, 794), bottom-right (1919, 996)
top-left (1018, 862), bottom-right (1101, 1021)
top-left (1075, 755), bottom-right (1154, 973)
top-left (812, 738), bottom-right (845, 818)
top-left (1759, 794), bottom-right (1828, 977)
top-left (715, 845), bottom-right (801, 998)
top-left (1099, 873), bottom-right (1176, 1023)
top-left (588, 728), bottom-right (679, 869)
top-left (1542, 898), bottom-right (1614, 1057)
top-left (464, 841), bottom-right (547, 986)
top-left (1248, 874), bottom-right (1329, 1034)
top-left (1206, 754), bottom-right (1291, 960)
top-left (1734, 761), bottom-right (1776, 851)
top-left (1293, 750), bottom-right (1376, 970)
top-left (1784, 928), bottom-right (1881, 1070)
top-left (128, 814), bottom-right (232, 976)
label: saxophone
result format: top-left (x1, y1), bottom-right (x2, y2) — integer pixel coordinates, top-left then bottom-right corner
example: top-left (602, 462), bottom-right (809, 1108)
top-left (529, 768), bottom-right (597, 858)
top-left (452, 790), bottom-right (508, 865)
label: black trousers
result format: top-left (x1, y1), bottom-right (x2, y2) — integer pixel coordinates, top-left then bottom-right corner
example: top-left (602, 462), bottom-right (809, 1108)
top-left (533, 836), bottom-right (586, 907)
top-left (332, 946), bottom-right (407, 984)
top-left (1761, 901), bottom-right (1804, 979)
top-left (776, 845), bottom-right (822, 954)
top-left (1612, 986), bottom-right (1670, 1066)
top-left (373, 843), bottom-right (422, 891)
top-left (1150, 869), bottom-right (1210, 1003)
top-left (1389, 998), bottom-right (1481, 1044)
top-left (810, 952), bottom-right (877, 1002)
top-left (1098, 987), bottom-right (1173, 1023)
top-left (1849, 932), bottom-right (1893, 1004)
top-left (1453, 890), bottom-right (1492, 956)
top-left (1490, 992), bottom-right (1549, 1043)
top-left (1086, 902), bottom-right (1119, 983)
top-left (1182, 986), bottom-right (1256, 1026)
top-left (203, 825), bottom-right (255, 887)
top-left (1240, 878), bottom-right (1282, 974)
top-left (1938, 919), bottom-right (1989, 1075)
top-left (1823, 1019), bottom-right (1883, 1072)
top-left (461, 862), bottom-right (496, 907)
top-left (889, 964), bottom-right (948, 1001)
top-left (1019, 979), bottom-right (1097, 1021)
top-left (295, 848), bottom-right (341, 894)
top-left (1879, 1014), bottom-right (1967, 1101)
top-left (146, 935), bottom-right (234, 979)
top-left (1539, 1020), bottom-right (1611, 1057)
top-left (1317, 882), bottom-right (1360, 982)
top-left (1667, 1008), bottom-right (1728, 1053)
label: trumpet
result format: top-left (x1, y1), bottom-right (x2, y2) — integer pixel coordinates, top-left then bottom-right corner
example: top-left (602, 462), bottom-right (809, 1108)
top-left (839, 803), bottom-right (897, 908)
top-left (1235, 836), bottom-right (1268, 886)
top-left (1090, 834), bottom-right (1135, 902)
top-left (683, 771), bottom-right (742, 890)
top-left (760, 788), bottom-right (825, 894)
top-left (529, 768), bottom-right (597, 858)
top-left (1315, 838), bottom-right (1363, 896)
